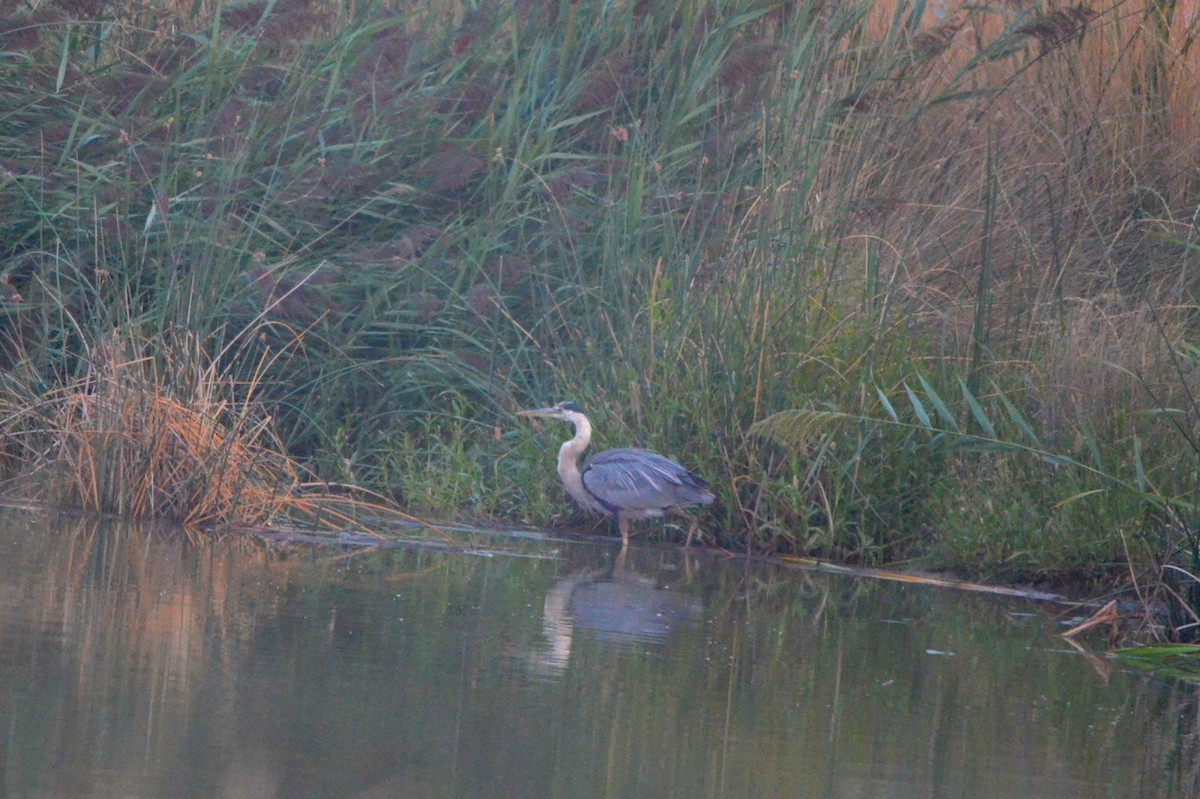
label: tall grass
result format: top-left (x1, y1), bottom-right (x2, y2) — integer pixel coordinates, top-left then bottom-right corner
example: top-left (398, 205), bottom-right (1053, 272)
top-left (0, 303), bottom-right (307, 523)
top-left (39, 326), bottom-right (301, 525)
top-left (3, 0), bottom-right (1200, 614)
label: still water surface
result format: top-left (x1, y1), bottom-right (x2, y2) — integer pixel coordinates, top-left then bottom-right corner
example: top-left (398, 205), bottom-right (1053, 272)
top-left (0, 510), bottom-right (1197, 798)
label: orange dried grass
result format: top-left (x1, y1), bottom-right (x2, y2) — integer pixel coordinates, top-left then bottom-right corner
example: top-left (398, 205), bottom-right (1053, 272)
top-left (46, 330), bottom-right (302, 527)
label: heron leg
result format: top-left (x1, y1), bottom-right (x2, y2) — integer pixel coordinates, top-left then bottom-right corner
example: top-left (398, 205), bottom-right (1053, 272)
top-left (618, 515), bottom-right (630, 549)
top-left (668, 508), bottom-right (701, 548)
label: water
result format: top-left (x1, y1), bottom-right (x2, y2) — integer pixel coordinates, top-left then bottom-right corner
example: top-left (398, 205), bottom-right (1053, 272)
top-left (0, 511), bottom-right (1196, 799)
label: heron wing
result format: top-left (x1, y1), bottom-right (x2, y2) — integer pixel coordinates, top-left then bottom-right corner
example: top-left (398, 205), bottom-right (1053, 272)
top-left (581, 448), bottom-right (713, 514)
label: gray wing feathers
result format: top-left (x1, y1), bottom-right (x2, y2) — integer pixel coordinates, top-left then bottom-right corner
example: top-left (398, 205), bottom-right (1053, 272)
top-left (581, 448), bottom-right (714, 514)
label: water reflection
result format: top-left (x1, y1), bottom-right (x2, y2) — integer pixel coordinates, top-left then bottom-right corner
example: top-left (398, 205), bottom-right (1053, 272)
top-left (534, 553), bottom-right (703, 675)
top-left (0, 511), bottom-right (1198, 798)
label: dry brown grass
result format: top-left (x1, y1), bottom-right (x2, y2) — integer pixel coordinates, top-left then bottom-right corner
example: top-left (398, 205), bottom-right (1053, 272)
top-left (34, 328), bottom-right (302, 527)
top-left (0, 320), bottom-right (440, 540)
top-left (12, 326), bottom-right (432, 536)
top-left (826, 0), bottom-right (1200, 338)
top-left (1025, 295), bottom-right (1196, 442)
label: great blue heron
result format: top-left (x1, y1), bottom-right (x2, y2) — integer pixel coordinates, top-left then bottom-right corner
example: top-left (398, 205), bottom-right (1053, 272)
top-left (517, 401), bottom-right (715, 547)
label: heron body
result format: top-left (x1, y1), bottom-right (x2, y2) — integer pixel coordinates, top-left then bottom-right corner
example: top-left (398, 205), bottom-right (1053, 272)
top-left (517, 401), bottom-right (715, 547)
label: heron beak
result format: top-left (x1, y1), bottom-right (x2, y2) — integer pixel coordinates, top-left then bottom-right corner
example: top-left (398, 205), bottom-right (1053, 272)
top-left (517, 406), bottom-right (561, 418)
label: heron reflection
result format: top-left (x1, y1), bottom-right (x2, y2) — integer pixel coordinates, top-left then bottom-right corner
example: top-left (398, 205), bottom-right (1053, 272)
top-left (533, 557), bottom-right (703, 675)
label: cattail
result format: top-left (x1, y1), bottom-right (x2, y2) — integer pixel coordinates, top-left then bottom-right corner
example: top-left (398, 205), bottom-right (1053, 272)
top-left (95, 214), bottom-right (132, 249)
top-left (221, 2), bottom-right (267, 30)
top-left (408, 292), bottom-right (443, 324)
top-left (483, 253), bottom-right (531, 290)
top-left (1016, 6), bottom-right (1097, 49)
top-left (51, 0), bottom-right (104, 18)
top-left (350, 240), bottom-right (416, 265)
top-left (544, 167), bottom-right (602, 202)
top-left (0, 276), bottom-right (22, 305)
top-left (93, 70), bottom-right (159, 117)
top-left (0, 16), bottom-right (43, 52)
top-left (249, 267), bottom-right (336, 327)
top-left (515, 0), bottom-right (560, 29)
top-left (466, 283), bottom-right (498, 324)
top-left (258, 6), bottom-right (332, 50)
top-left (765, 0), bottom-right (806, 28)
top-left (433, 81), bottom-right (497, 120)
top-left (850, 195), bottom-right (902, 225)
top-left (146, 35), bottom-right (202, 75)
top-left (834, 89), bottom-right (892, 113)
top-left (327, 161), bottom-right (384, 200)
top-left (350, 28), bottom-right (417, 84)
top-left (719, 42), bottom-right (780, 93)
top-left (346, 232), bottom-right (437, 267)
top-left (238, 65), bottom-right (285, 99)
top-left (405, 225), bottom-right (441, 255)
top-left (211, 98), bottom-right (251, 155)
top-left (574, 52), bottom-right (641, 113)
top-left (417, 146), bottom-right (485, 196)
top-left (451, 8), bottom-right (493, 57)
top-left (907, 14), bottom-right (965, 62)
top-left (221, 0), bottom-right (330, 50)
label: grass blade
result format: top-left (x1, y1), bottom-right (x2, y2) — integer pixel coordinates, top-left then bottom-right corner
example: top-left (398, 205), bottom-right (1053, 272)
top-left (993, 383), bottom-right (1041, 446)
top-left (916, 372), bottom-right (960, 432)
top-left (958, 377), bottom-right (996, 438)
top-left (904, 382), bottom-right (932, 428)
top-left (876, 384), bottom-right (899, 423)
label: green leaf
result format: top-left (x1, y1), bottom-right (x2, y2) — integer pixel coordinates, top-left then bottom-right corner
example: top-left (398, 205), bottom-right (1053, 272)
top-left (903, 382), bottom-right (932, 428)
top-left (1078, 419), bottom-right (1103, 468)
top-left (1040, 453), bottom-right (1076, 468)
top-left (916, 372), bottom-right (959, 432)
top-left (1054, 488), bottom-right (1108, 507)
top-left (56, 24), bottom-right (72, 93)
top-left (876, 385), bottom-right (899, 423)
top-left (993, 383), bottom-right (1041, 445)
top-left (958, 377), bottom-right (996, 438)
top-left (1133, 434), bottom-right (1147, 492)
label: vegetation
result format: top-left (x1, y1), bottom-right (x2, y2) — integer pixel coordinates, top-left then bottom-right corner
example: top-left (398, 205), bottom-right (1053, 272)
top-left (3, 0), bottom-right (1200, 622)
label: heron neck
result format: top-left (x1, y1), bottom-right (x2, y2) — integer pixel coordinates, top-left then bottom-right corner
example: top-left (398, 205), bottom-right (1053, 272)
top-left (556, 415), bottom-right (593, 507)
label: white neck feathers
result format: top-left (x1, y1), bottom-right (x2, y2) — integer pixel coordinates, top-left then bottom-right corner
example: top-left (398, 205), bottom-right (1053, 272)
top-left (556, 411), bottom-right (598, 511)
